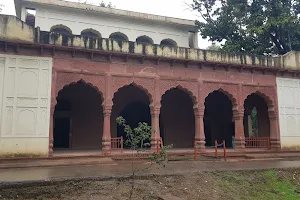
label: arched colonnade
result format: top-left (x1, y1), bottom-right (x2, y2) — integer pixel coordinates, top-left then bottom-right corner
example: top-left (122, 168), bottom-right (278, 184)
top-left (49, 73), bottom-right (280, 155)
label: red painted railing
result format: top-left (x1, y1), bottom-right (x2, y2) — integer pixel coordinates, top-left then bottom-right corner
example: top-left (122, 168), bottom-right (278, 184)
top-left (214, 140), bottom-right (226, 161)
top-left (245, 137), bottom-right (270, 150)
top-left (194, 140), bottom-right (226, 161)
top-left (111, 137), bottom-right (124, 153)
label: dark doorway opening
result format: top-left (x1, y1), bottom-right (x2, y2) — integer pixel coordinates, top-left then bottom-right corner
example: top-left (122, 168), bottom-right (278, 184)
top-left (160, 88), bottom-right (195, 148)
top-left (54, 99), bottom-right (71, 149)
top-left (54, 118), bottom-right (70, 148)
top-left (53, 81), bottom-right (104, 150)
top-left (111, 84), bottom-right (151, 148)
top-left (117, 101), bottom-right (151, 147)
top-left (204, 91), bottom-right (234, 147)
top-left (244, 93), bottom-right (270, 138)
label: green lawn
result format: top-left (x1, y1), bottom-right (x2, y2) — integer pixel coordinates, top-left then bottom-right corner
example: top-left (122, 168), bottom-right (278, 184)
top-left (214, 169), bottom-right (300, 200)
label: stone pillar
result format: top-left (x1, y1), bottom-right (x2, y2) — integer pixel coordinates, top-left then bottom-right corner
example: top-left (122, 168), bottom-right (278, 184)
top-left (194, 107), bottom-right (205, 152)
top-left (269, 110), bottom-right (280, 150)
top-left (102, 107), bottom-right (112, 154)
top-left (150, 107), bottom-right (160, 151)
top-left (48, 106), bottom-right (55, 157)
top-left (233, 111), bottom-right (245, 150)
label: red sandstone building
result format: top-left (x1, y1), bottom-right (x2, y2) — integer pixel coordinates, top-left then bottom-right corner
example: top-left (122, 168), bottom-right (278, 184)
top-left (0, 0), bottom-right (299, 157)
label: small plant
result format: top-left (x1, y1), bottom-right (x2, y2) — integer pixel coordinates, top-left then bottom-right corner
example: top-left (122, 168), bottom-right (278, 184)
top-left (116, 116), bottom-right (170, 199)
top-left (116, 116), bottom-right (151, 151)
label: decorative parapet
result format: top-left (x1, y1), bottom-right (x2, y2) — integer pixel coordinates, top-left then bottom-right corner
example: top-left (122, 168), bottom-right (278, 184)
top-left (0, 14), bottom-right (300, 70)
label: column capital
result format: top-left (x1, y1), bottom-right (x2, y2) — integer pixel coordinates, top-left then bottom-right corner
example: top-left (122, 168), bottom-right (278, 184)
top-left (103, 106), bottom-right (112, 116)
top-left (233, 110), bottom-right (244, 120)
top-left (150, 107), bottom-right (160, 116)
top-left (268, 110), bottom-right (278, 120)
top-left (194, 105), bottom-right (205, 117)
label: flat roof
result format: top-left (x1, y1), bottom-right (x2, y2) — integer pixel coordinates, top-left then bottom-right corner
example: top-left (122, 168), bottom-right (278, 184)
top-left (15, 0), bottom-right (196, 27)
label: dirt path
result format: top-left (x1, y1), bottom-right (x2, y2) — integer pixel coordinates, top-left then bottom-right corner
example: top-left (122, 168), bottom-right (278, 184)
top-left (2, 159), bottom-right (300, 183)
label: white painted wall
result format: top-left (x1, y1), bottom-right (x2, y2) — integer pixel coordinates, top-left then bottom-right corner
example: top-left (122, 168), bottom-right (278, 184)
top-left (20, 4), bottom-right (191, 47)
top-left (0, 54), bottom-right (52, 155)
top-left (277, 77), bottom-right (300, 148)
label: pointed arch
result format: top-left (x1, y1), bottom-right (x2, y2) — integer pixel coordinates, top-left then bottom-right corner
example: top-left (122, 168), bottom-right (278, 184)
top-left (112, 82), bottom-right (153, 106)
top-left (159, 80), bottom-right (199, 108)
top-left (243, 92), bottom-right (270, 140)
top-left (161, 85), bottom-right (198, 107)
top-left (204, 90), bottom-right (234, 147)
top-left (81, 28), bottom-right (102, 38)
top-left (136, 35), bottom-right (154, 45)
top-left (160, 38), bottom-right (177, 47)
top-left (242, 86), bottom-right (276, 109)
top-left (111, 77), bottom-right (155, 107)
top-left (54, 72), bottom-right (106, 108)
top-left (111, 83), bottom-right (152, 141)
top-left (160, 86), bottom-right (196, 148)
top-left (208, 88), bottom-right (237, 106)
top-left (54, 80), bottom-right (104, 150)
top-left (57, 79), bottom-right (104, 104)
top-left (201, 82), bottom-right (238, 108)
top-left (109, 32), bottom-right (129, 41)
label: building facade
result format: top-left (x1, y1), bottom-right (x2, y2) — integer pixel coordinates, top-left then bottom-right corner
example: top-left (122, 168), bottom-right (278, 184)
top-left (14, 0), bottom-right (199, 48)
top-left (277, 77), bottom-right (300, 148)
top-left (0, 0), bottom-right (299, 156)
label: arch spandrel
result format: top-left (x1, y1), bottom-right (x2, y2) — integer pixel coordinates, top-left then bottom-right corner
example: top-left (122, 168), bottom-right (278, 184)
top-left (200, 82), bottom-right (239, 107)
top-left (54, 72), bottom-right (106, 107)
top-left (159, 79), bottom-right (199, 106)
top-left (242, 86), bottom-right (276, 109)
top-left (111, 76), bottom-right (155, 106)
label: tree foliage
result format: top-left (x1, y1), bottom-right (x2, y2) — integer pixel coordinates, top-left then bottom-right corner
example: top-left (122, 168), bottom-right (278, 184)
top-left (251, 107), bottom-right (258, 136)
top-left (207, 43), bottom-right (222, 50)
top-left (78, 0), bottom-right (115, 8)
top-left (0, 4), bottom-right (4, 13)
top-left (99, 1), bottom-right (114, 8)
top-left (191, 0), bottom-right (300, 55)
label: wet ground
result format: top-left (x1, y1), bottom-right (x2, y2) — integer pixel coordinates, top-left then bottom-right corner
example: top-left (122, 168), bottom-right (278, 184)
top-left (1, 159), bottom-right (300, 183)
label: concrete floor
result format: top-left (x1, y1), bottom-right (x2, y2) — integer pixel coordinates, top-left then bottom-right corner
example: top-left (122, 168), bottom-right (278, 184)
top-left (51, 148), bottom-right (264, 157)
top-left (1, 159), bottom-right (300, 183)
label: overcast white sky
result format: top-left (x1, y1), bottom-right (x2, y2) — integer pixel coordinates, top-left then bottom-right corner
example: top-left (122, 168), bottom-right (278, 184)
top-left (0, 0), bottom-right (211, 48)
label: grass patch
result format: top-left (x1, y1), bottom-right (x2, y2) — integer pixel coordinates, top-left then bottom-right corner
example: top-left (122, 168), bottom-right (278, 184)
top-left (214, 169), bottom-right (300, 200)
